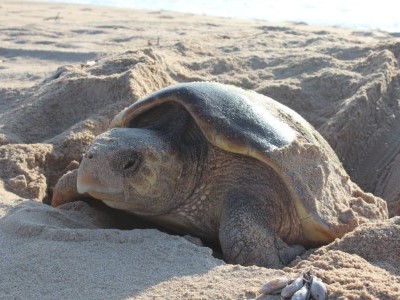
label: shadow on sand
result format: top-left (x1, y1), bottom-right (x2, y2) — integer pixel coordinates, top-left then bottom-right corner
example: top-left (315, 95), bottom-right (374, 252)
top-left (0, 200), bottom-right (223, 299)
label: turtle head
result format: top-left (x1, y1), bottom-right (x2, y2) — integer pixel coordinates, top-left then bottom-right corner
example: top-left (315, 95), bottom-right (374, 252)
top-left (77, 127), bottom-right (184, 215)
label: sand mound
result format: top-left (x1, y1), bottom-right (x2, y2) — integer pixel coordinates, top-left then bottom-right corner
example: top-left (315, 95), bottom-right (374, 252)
top-left (288, 218), bottom-right (400, 299)
top-left (167, 38), bottom-right (400, 206)
top-left (1, 200), bottom-right (399, 299)
top-left (1, 1), bottom-right (400, 299)
top-left (0, 49), bottom-right (171, 203)
top-left (2, 37), bottom-right (400, 210)
top-left (290, 250), bottom-right (400, 299)
top-left (0, 200), bottom-right (224, 299)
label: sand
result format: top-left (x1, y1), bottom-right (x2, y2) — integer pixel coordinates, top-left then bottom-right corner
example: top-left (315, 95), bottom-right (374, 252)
top-left (1, 1), bottom-right (400, 299)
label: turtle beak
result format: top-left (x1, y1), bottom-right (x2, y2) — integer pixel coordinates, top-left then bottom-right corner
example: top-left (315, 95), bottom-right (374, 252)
top-left (76, 161), bottom-right (101, 194)
top-left (76, 152), bottom-right (121, 197)
top-left (76, 169), bottom-right (96, 194)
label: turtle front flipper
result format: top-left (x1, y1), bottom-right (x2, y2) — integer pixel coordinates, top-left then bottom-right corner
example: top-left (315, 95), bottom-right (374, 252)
top-left (52, 169), bottom-right (81, 207)
top-left (219, 192), bottom-right (304, 268)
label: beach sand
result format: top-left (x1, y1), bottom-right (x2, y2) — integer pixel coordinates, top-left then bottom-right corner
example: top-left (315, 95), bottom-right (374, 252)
top-left (1, 1), bottom-right (400, 298)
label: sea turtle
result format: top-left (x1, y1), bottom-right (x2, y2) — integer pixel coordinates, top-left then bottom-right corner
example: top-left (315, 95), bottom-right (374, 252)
top-left (53, 82), bottom-right (388, 268)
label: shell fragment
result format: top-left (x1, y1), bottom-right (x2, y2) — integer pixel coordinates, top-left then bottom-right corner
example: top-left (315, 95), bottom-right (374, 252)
top-left (259, 271), bottom-right (328, 299)
top-left (291, 285), bottom-right (309, 300)
top-left (281, 276), bottom-right (304, 298)
top-left (259, 276), bottom-right (291, 294)
top-left (310, 276), bottom-right (327, 300)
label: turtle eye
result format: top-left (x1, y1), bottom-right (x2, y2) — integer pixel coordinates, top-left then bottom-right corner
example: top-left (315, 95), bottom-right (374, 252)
top-left (120, 153), bottom-right (142, 173)
top-left (111, 151), bottom-right (142, 173)
top-left (84, 151), bottom-right (94, 159)
top-left (123, 160), bottom-right (136, 170)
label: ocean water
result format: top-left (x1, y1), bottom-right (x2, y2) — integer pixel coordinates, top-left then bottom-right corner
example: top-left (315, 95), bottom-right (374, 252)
top-left (43, 0), bottom-right (400, 33)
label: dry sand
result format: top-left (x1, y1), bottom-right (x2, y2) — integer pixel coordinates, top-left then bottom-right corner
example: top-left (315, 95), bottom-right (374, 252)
top-left (1, 1), bottom-right (400, 299)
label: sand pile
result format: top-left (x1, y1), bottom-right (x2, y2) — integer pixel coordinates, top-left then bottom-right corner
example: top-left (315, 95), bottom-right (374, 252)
top-left (1, 1), bottom-right (400, 299)
top-left (0, 49), bottom-right (171, 202)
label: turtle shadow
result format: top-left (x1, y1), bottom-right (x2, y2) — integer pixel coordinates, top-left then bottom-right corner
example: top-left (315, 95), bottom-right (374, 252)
top-left (88, 199), bottom-right (224, 257)
top-left (0, 200), bottom-right (224, 299)
top-left (75, 199), bottom-right (224, 256)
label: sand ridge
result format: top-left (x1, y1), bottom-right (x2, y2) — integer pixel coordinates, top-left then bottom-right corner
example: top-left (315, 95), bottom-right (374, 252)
top-left (1, 1), bottom-right (400, 299)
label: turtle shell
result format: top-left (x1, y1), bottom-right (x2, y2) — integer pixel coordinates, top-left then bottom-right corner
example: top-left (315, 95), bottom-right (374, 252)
top-left (111, 82), bottom-right (387, 244)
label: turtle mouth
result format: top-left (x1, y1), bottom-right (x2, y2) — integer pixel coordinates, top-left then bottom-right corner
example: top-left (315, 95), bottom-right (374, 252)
top-left (76, 171), bottom-right (123, 201)
top-left (77, 181), bottom-right (123, 201)
top-left (81, 188), bottom-right (124, 203)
